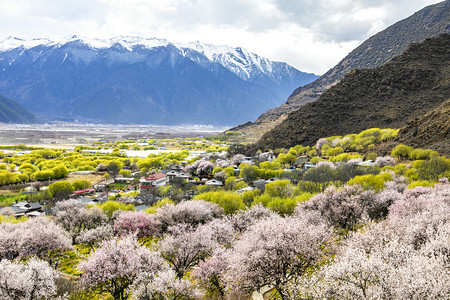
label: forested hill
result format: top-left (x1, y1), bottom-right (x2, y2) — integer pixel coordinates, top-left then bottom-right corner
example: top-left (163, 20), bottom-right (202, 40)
top-left (251, 34), bottom-right (450, 152)
top-left (235, 0), bottom-right (450, 135)
top-left (0, 93), bottom-right (38, 124)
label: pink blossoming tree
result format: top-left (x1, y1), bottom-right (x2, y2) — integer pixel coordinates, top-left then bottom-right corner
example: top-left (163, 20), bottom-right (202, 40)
top-left (79, 235), bottom-right (166, 300)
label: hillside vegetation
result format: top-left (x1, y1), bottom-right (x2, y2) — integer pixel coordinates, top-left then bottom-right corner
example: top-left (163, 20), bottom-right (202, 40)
top-left (251, 34), bottom-right (450, 153)
top-left (0, 128), bottom-right (449, 299)
top-left (395, 99), bottom-right (450, 155)
top-left (235, 0), bottom-right (450, 136)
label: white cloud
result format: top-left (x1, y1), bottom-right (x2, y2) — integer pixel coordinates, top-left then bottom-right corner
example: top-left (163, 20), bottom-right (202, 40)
top-left (0, 0), bottom-right (443, 73)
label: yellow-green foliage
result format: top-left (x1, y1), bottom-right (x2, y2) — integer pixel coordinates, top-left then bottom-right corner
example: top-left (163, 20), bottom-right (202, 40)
top-left (225, 131), bottom-right (242, 136)
top-left (417, 155), bottom-right (450, 181)
top-left (239, 164), bottom-right (260, 183)
top-left (212, 167), bottom-right (223, 176)
top-left (289, 145), bottom-right (311, 156)
top-left (0, 215), bottom-right (28, 224)
top-left (194, 191), bottom-right (244, 214)
top-left (97, 201), bottom-right (135, 218)
top-left (402, 155), bottom-right (450, 182)
top-left (320, 128), bottom-right (398, 152)
top-left (409, 148), bottom-right (439, 160)
top-left (235, 181), bottom-right (248, 190)
top-left (275, 152), bottom-right (297, 165)
top-left (264, 180), bottom-right (293, 198)
top-left (72, 180), bottom-right (92, 191)
top-left (297, 180), bottom-right (343, 194)
top-left (223, 166), bottom-right (235, 177)
top-left (308, 149), bottom-right (317, 157)
top-left (365, 152), bottom-right (377, 161)
top-left (242, 189), bottom-right (261, 206)
top-left (329, 153), bottom-right (363, 162)
top-left (224, 176), bottom-right (237, 190)
top-left (381, 163), bottom-right (409, 175)
top-left (323, 147), bottom-right (344, 157)
top-left (408, 180), bottom-right (436, 189)
top-left (145, 198), bottom-right (175, 214)
top-left (259, 161), bottom-right (282, 170)
top-left (48, 181), bottom-right (74, 198)
top-left (347, 172), bottom-right (393, 191)
top-left (259, 168), bottom-right (283, 180)
top-left (254, 192), bottom-right (313, 216)
top-left (119, 169), bottom-right (131, 177)
top-left (310, 157), bottom-right (325, 164)
top-left (391, 144), bottom-right (414, 160)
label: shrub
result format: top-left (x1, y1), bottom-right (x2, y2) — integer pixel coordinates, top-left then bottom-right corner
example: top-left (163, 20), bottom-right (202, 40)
top-left (348, 172), bottom-right (393, 192)
top-left (97, 201), bottom-right (135, 219)
top-left (391, 144), bottom-right (413, 160)
top-left (195, 191), bottom-right (244, 215)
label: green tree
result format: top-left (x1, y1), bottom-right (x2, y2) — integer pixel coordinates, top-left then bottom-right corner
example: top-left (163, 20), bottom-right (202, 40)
top-left (72, 180), bottom-right (92, 191)
top-left (418, 155), bottom-right (450, 181)
top-left (265, 180), bottom-right (293, 198)
top-left (194, 191), bottom-right (244, 214)
top-left (107, 161), bottom-right (121, 178)
top-left (391, 144), bottom-right (413, 160)
top-left (240, 164), bottom-right (260, 184)
top-left (98, 201), bottom-right (135, 219)
top-left (48, 181), bottom-right (73, 200)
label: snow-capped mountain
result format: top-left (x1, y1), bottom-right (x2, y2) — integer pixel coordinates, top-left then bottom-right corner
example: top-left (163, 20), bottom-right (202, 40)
top-left (0, 36), bottom-right (318, 125)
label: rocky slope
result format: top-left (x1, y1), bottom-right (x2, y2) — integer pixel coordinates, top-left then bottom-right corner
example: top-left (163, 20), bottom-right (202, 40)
top-left (0, 93), bottom-right (37, 124)
top-left (0, 36), bottom-right (317, 125)
top-left (250, 34), bottom-right (450, 152)
top-left (235, 0), bottom-right (450, 135)
top-left (396, 99), bottom-right (450, 155)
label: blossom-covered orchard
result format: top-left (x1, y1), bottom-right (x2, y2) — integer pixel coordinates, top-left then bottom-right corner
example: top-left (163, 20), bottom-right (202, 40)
top-left (0, 178), bottom-right (448, 299)
top-left (0, 128), bottom-right (449, 299)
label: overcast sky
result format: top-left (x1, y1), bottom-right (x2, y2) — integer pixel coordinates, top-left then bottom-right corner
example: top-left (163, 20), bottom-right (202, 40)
top-left (0, 0), bottom-right (443, 74)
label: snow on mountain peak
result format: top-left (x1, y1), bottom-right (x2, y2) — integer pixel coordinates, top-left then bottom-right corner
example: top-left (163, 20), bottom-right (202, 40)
top-left (178, 40), bottom-right (275, 79)
top-left (0, 36), bottom-right (290, 80)
top-left (0, 36), bottom-right (53, 52)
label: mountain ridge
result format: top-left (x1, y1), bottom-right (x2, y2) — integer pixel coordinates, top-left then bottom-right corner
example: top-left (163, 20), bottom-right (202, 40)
top-left (250, 34), bottom-right (450, 153)
top-left (0, 36), bottom-right (318, 125)
top-left (234, 0), bottom-right (450, 136)
top-left (0, 93), bottom-right (38, 124)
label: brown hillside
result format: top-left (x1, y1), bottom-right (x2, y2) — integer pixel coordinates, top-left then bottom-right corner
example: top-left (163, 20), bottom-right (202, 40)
top-left (396, 99), bottom-right (450, 155)
top-left (250, 34), bottom-right (450, 152)
top-left (234, 1), bottom-right (450, 138)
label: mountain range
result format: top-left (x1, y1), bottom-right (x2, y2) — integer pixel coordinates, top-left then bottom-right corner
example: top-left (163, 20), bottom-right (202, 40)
top-left (0, 36), bottom-right (317, 125)
top-left (234, 0), bottom-right (450, 136)
top-left (250, 34), bottom-right (450, 153)
top-left (0, 93), bottom-right (37, 124)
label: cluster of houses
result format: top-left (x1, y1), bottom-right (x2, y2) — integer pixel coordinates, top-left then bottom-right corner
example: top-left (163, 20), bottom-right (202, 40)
top-left (3, 151), bottom-right (348, 218)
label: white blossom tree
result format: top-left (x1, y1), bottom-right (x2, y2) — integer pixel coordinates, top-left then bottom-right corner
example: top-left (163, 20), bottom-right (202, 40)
top-left (159, 224), bottom-right (215, 279)
top-left (0, 258), bottom-right (61, 300)
top-left (224, 214), bottom-right (333, 299)
top-left (155, 200), bottom-right (222, 232)
top-left (114, 211), bottom-right (160, 239)
top-left (293, 182), bottom-right (450, 300)
top-left (0, 217), bottom-right (71, 260)
top-left (79, 235), bottom-right (166, 300)
top-left (131, 268), bottom-right (202, 300)
top-left (55, 205), bottom-right (108, 243)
